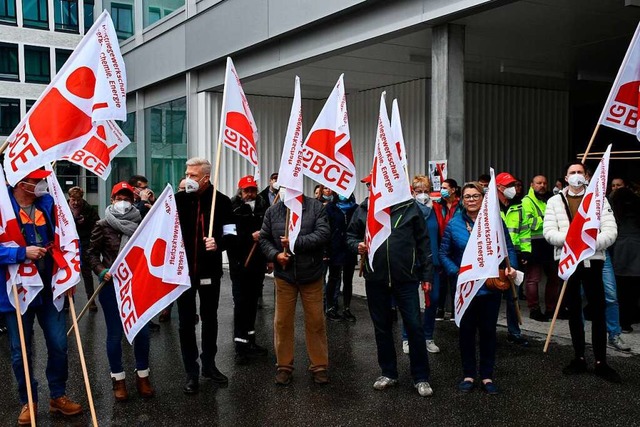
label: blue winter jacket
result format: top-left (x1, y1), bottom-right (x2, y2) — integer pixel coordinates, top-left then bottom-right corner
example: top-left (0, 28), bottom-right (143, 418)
top-left (417, 201), bottom-right (440, 268)
top-left (439, 210), bottom-right (518, 296)
top-left (0, 189), bottom-right (55, 313)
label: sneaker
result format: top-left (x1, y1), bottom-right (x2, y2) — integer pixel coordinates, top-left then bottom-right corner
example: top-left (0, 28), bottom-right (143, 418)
top-left (435, 309), bottom-right (445, 321)
top-left (402, 340), bottom-right (409, 354)
top-left (609, 335), bottom-right (631, 352)
top-left (373, 376), bottom-right (398, 390)
top-left (312, 370), bottom-right (329, 385)
top-left (562, 358), bottom-right (588, 375)
top-left (426, 340), bottom-right (440, 353)
top-left (275, 369), bottom-right (292, 386)
top-left (326, 307), bottom-right (343, 322)
top-left (415, 381), bottom-right (433, 397)
top-left (49, 396), bottom-right (82, 416)
top-left (343, 308), bottom-right (356, 323)
top-left (529, 308), bottom-right (548, 322)
top-left (507, 334), bottom-right (530, 347)
top-left (594, 362), bottom-right (622, 383)
top-left (18, 403), bottom-right (36, 426)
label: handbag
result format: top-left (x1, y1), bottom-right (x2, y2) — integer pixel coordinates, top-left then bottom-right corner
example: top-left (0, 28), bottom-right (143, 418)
top-left (484, 269), bottom-right (511, 291)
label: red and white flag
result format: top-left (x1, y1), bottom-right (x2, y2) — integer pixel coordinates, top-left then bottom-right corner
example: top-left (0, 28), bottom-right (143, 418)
top-left (62, 120), bottom-right (132, 179)
top-left (220, 57), bottom-right (260, 180)
top-left (365, 92), bottom-right (413, 270)
top-left (110, 185), bottom-right (191, 343)
top-left (558, 144), bottom-right (612, 281)
top-left (302, 74), bottom-right (356, 198)
top-left (454, 168), bottom-right (507, 326)
top-left (45, 165), bottom-right (82, 311)
top-left (0, 165), bottom-right (44, 314)
top-left (390, 99), bottom-right (408, 170)
top-left (3, 11), bottom-right (127, 185)
top-left (598, 23), bottom-right (640, 140)
top-left (277, 77), bottom-right (304, 253)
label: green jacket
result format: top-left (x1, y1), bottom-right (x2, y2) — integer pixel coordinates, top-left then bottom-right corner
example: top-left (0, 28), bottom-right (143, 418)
top-left (500, 198), bottom-right (531, 254)
top-left (521, 187), bottom-right (546, 240)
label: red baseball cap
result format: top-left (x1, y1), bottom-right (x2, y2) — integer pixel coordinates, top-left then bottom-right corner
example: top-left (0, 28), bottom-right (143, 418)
top-left (495, 172), bottom-right (517, 187)
top-left (360, 174), bottom-right (372, 184)
top-left (111, 181), bottom-right (135, 198)
top-left (238, 175), bottom-right (258, 190)
top-left (24, 169), bottom-right (51, 180)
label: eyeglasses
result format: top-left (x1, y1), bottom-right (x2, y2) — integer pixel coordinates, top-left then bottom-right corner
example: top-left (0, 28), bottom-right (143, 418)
top-left (463, 194), bottom-right (482, 201)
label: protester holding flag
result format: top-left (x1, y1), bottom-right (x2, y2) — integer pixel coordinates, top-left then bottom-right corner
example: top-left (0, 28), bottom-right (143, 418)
top-left (0, 168), bottom-right (83, 425)
top-left (440, 182), bottom-right (518, 395)
top-left (87, 181), bottom-right (155, 401)
top-left (543, 161), bottom-right (620, 382)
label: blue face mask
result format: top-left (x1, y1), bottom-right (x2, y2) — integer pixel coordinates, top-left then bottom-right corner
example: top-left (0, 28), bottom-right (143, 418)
top-left (322, 195), bottom-right (334, 202)
top-left (337, 194), bottom-right (348, 202)
top-left (440, 189), bottom-right (450, 199)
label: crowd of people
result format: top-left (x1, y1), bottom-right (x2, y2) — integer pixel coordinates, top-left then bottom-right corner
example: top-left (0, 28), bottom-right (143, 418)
top-left (1, 157), bottom-right (639, 425)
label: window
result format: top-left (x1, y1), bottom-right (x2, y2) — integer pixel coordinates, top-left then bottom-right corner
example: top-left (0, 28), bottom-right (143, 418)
top-left (23, 0), bottom-right (48, 29)
top-left (0, 98), bottom-right (20, 136)
top-left (147, 6), bottom-right (161, 26)
top-left (25, 99), bottom-right (36, 112)
top-left (24, 46), bottom-right (50, 84)
top-left (0, 43), bottom-right (19, 81)
top-left (111, 2), bottom-right (133, 40)
top-left (83, 0), bottom-right (93, 33)
top-left (0, 0), bottom-right (17, 25)
top-left (54, 0), bottom-right (78, 32)
top-left (143, 0), bottom-right (184, 29)
top-left (55, 48), bottom-right (72, 73)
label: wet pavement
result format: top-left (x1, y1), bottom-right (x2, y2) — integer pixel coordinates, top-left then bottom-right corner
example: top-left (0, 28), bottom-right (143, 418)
top-left (1, 273), bottom-right (640, 426)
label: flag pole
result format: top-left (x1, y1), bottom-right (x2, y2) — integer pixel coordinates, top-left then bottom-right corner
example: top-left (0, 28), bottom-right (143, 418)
top-left (12, 286), bottom-right (36, 427)
top-left (67, 294), bottom-right (99, 426)
top-left (67, 279), bottom-right (107, 337)
top-left (504, 257), bottom-right (522, 325)
top-left (244, 193), bottom-right (279, 267)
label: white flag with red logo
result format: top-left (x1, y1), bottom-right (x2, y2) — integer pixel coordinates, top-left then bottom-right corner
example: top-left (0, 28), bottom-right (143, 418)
top-left (390, 99), bottom-right (408, 170)
top-left (454, 168), bottom-right (507, 326)
top-left (44, 165), bottom-right (82, 311)
top-left (365, 92), bottom-right (413, 270)
top-left (558, 145), bottom-right (612, 281)
top-left (62, 120), bottom-right (132, 179)
top-left (220, 57), bottom-right (260, 180)
top-left (598, 23), bottom-right (640, 140)
top-left (110, 185), bottom-right (190, 343)
top-left (0, 165), bottom-right (44, 314)
top-left (277, 77), bottom-right (304, 254)
top-left (3, 10), bottom-right (126, 185)
top-left (302, 74), bottom-right (356, 198)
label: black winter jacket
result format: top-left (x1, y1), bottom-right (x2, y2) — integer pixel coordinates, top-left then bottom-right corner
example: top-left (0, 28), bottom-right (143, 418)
top-left (228, 194), bottom-right (269, 274)
top-left (70, 199), bottom-right (100, 242)
top-left (325, 198), bottom-right (358, 266)
top-left (346, 198), bottom-right (433, 284)
top-left (259, 197), bottom-right (330, 284)
top-left (175, 185), bottom-right (235, 280)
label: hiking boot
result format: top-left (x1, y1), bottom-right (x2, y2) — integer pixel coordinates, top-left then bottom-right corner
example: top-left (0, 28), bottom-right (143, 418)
top-left (342, 308), bottom-right (356, 323)
top-left (562, 358), bottom-right (588, 375)
top-left (49, 396), bottom-right (82, 416)
top-left (136, 373), bottom-right (155, 398)
top-left (18, 403), bottom-right (36, 426)
top-left (594, 362), bottom-right (622, 383)
top-left (373, 376), bottom-right (398, 390)
top-left (529, 308), bottom-right (548, 322)
top-left (275, 369), bottom-right (292, 386)
top-left (609, 335), bottom-right (631, 352)
top-left (426, 340), bottom-right (440, 353)
top-left (415, 381), bottom-right (433, 397)
top-left (112, 378), bottom-right (128, 401)
top-left (326, 307), bottom-right (342, 321)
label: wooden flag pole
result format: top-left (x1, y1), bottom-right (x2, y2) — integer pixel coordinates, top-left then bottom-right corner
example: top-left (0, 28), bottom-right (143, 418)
top-left (504, 258), bottom-right (522, 325)
top-left (244, 192), bottom-right (280, 267)
top-left (283, 207), bottom-right (291, 255)
top-left (12, 285), bottom-right (36, 427)
top-left (68, 294), bottom-right (99, 426)
top-left (67, 279), bottom-right (107, 337)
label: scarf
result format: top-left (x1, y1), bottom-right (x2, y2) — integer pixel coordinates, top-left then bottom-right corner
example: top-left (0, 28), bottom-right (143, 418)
top-left (104, 205), bottom-right (142, 251)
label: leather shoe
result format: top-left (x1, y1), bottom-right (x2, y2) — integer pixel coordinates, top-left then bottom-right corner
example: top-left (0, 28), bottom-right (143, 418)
top-left (18, 403), bottom-right (36, 426)
top-left (183, 378), bottom-right (199, 395)
top-left (112, 378), bottom-right (129, 401)
top-left (312, 370), bottom-right (329, 385)
top-left (457, 379), bottom-right (474, 393)
top-left (202, 366), bottom-right (229, 386)
top-left (136, 375), bottom-right (155, 398)
top-left (49, 396), bottom-right (82, 416)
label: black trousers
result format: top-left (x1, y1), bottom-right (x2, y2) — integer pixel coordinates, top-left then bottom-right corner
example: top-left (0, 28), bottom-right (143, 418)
top-left (79, 240), bottom-right (95, 299)
top-left (616, 275), bottom-right (640, 330)
top-left (231, 270), bottom-right (265, 341)
top-left (177, 277), bottom-right (221, 379)
top-left (565, 260), bottom-right (606, 362)
top-left (325, 263), bottom-right (356, 310)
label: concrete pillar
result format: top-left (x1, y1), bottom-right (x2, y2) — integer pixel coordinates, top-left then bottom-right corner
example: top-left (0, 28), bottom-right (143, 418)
top-left (430, 24), bottom-right (465, 183)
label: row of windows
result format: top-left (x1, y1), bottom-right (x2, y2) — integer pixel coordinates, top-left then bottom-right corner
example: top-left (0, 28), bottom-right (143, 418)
top-left (0, 0), bottom-right (94, 33)
top-left (0, 42), bottom-right (71, 83)
top-left (0, 98), bottom-right (35, 135)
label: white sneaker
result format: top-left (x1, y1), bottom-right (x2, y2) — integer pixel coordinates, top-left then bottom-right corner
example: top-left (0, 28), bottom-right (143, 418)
top-left (373, 376), bottom-right (399, 390)
top-left (415, 381), bottom-right (433, 397)
top-left (402, 340), bottom-right (409, 354)
top-left (608, 335), bottom-right (631, 351)
top-left (426, 340), bottom-right (440, 353)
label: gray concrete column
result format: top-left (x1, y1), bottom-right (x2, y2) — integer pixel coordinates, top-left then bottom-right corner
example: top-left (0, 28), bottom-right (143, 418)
top-left (430, 24), bottom-right (465, 183)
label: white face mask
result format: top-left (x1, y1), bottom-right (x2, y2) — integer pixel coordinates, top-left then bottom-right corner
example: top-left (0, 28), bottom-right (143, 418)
top-left (23, 180), bottom-right (49, 197)
top-left (185, 177), bottom-right (201, 193)
top-left (567, 174), bottom-right (586, 188)
top-left (246, 200), bottom-right (255, 210)
top-left (278, 187), bottom-right (286, 201)
top-left (113, 200), bottom-right (132, 215)
top-left (415, 193), bottom-right (429, 204)
top-left (503, 186), bottom-right (517, 200)
top-left (553, 187), bottom-right (561, 195)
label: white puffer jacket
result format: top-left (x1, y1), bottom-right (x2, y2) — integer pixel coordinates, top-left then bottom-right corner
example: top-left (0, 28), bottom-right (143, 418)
top-left (543, 188), bottom-right (617, 261)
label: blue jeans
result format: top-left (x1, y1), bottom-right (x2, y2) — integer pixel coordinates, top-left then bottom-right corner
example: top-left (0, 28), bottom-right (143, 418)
top-left (402, 268), bottom-right (442, 341)
top-left (99, 282), bottom-right (150, 374)
top-left (459, 292), bottom-right (502, 379)
top-left (5, 298), bottom-right (68, 404)
top-left (366, 280), bottom-right (430, 383)
top-left (602, 252), bottom-right (622, 339)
